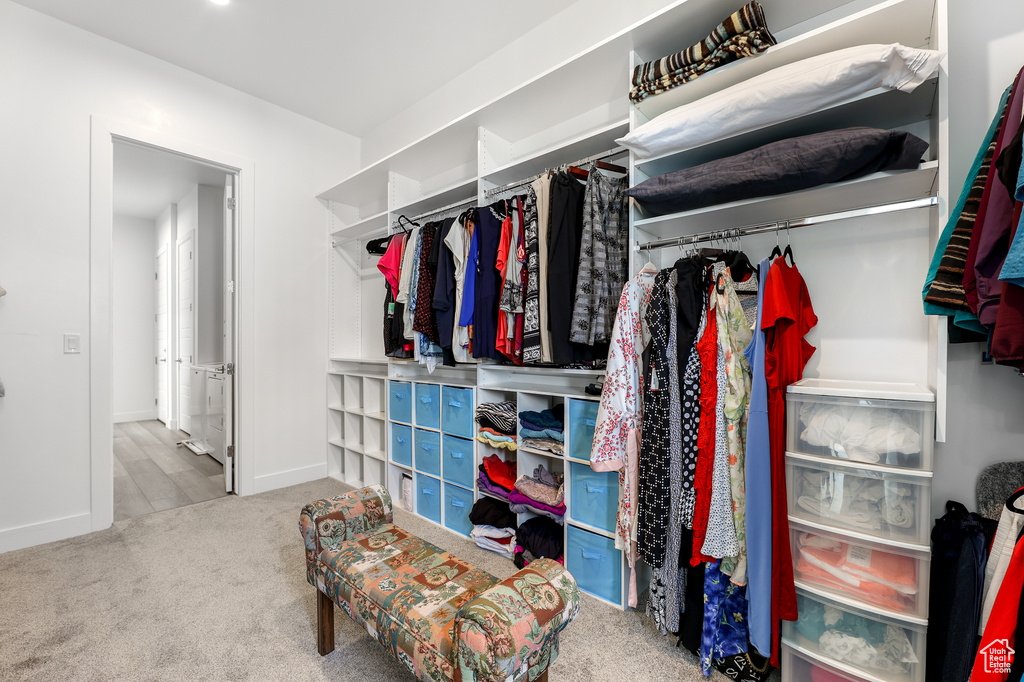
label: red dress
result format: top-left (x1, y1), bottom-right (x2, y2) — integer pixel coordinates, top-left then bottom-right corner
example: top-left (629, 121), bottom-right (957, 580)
top-left (762, 258), bottom-right (817, 665)
top-left (691, 282), bottom-right (718, 565)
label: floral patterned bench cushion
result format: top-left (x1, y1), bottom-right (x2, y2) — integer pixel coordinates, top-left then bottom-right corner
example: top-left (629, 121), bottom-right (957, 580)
top-left (318, 523), bottom-right (499, 682)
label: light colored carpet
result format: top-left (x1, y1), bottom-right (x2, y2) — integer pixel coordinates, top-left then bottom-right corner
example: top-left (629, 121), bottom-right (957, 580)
top-left (0, 478), bottom-right (774, 681)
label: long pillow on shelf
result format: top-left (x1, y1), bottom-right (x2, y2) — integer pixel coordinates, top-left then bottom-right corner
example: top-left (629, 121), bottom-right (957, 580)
top-left (624, 127), bottom-right (929, 217)
top-left (616, 43), bottom-right (943, 160)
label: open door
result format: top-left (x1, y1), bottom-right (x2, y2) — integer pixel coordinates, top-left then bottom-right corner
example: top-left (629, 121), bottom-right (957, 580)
top-left (222, 173), bottom-right (237, 493)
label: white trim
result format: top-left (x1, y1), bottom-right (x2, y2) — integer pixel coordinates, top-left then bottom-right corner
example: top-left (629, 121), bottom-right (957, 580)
top-left (0, 513), bottom-right (93, 554)
top-left (90, 116), bottom-right (257, 540)
top-left (113, 410), bottom-right (158, 424)
top-left (253, 463), bottom-right (328, 494)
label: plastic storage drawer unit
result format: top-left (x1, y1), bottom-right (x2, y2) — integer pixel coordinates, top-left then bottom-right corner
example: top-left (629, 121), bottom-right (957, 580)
top-left (790, 520), bottom-right (930, 620)
top-left (414, 428), bottom-right (441, 476)
top-left (568, 399), bottom-right (599, 461)
top-left (566, 525), bottom-right (621, 606)
top-left (389, 381), bottom-right (413, 424)
top-left (442, 434), bottom-right (475, 489)
top-left (786, 453), bottom-right (931, 545)
top-left (443, 483), bottom-right (474, 537)
top-left (415, 383), bottom-right (441, 430)
top-left (783, 587), bottom-right (926, 682)
top-left (786, 379), bottom-right (935, 470)
top-left (781, 641), bottom-right (874, 682)
top-left (441, 386), bottom-right (474, 439)
top-left (569, 463), bottom-right (617, 533)
top-left (391, 423), bottom-right (413, 467)
top-left (416, 473), bottom-right (442, 524)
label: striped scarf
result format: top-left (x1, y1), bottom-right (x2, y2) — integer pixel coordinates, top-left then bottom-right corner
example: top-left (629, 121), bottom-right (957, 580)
top-left (629, 1), bottom-right (776, 104)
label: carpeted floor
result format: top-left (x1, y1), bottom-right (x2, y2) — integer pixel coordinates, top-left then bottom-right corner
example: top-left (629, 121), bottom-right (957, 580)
top-left (0, 478), bottom-right (771, 681)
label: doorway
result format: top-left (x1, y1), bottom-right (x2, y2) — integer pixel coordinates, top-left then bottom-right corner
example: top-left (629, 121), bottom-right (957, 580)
top-left (109, 139), bottom-right (238, 521)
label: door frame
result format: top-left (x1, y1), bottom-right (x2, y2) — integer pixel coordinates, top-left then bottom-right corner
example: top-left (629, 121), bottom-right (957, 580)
top-left (90, 116), bottom-right (255, 531)
top-left (155, 244), bottom-right (170, 426)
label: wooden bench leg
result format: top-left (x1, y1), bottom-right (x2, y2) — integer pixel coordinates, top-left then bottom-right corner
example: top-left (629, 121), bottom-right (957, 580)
top-left (536, 667), bottom-right (549, 682)
top-left (317, 589), bottom-right (335, 656)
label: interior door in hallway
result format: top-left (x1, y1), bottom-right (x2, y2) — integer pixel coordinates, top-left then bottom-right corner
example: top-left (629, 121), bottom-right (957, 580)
top-left (222, 173), bottom-right (236, 493)
top-left (155, 247), bottom-right (169, 424)
top-left (177, 231), bottom-right (194, 434)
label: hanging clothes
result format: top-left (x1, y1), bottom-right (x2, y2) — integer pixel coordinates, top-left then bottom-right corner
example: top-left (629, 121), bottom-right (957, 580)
top-left (570, 168), bottom-right (629, 346)
top-left (413, 221), bottom-right (441, 344)
top-left (472, 205), bottom-right (503, 360)
top-left (691, 277), bottom-right (719, 565)
top-left (396, 225), bottom-right (420, 339)
top-left (980, 492), bottom-right (1024, 634)
top-left (744, 256), bottom-right (773, 660)
top-left (381, 233), bottom-right (407, 357)
top-left (762, 256), bottom-right (817, 665)
top-left (700, 561), bottom-right (751, 676)
top-left (522, 188), bottom-right (542, 363)
top-left (446, 213), bottom-right (474, 363)
top-left (547, 171), bottom-right (587, 364)
top-left (432, 217), bottom-right (457, 366)
top-left (532, 175), bottom-right (554, 363)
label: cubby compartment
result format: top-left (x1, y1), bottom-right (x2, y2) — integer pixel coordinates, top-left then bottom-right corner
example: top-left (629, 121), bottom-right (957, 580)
top-left (389, 380), bottom-right (413, 424)
top-left (516, 392), bottom-right (565, 457)
top-left (328, 441), bottom-right (344, 479)
top-left (344, 412), bottom-right (363, 453)
top-left (416, 473), bottom-right (442, 524)
top-left (569, 462), bottom-right (617, 534)
top-left (783, 587), bottom-right (926, 682)
top-left (787, 380), bottom-right (935, 471)
top-left (514, 448), bottom-right (564, 526)
top-left (391, 422), bottom-right (413, 467)
top-left (414, 428), bottom-right (442, 476)
top-left (786, 454), bottom-right (931, 545)
top-left (566, 524), bottom-right (621, 606)
top-left (344, 375), bottom-right (363, 413)
top-left (443, 483), bottom-right (475, 537)
top-left (363, 457), bottom-right (386, 488)
top-left (344, 449), bottom-right (363, 487)
top-left (415, 383), bottom-right (441, 430)
top-left (791, 520), bottom-right (930, 621)
top-left (567, 398), bottom-right (599, 462)
top-left (363, 417), bottom-right (385, 460)
top-left (327, 373), bottom-right (344, 411)
top-left (442, 434), bottom-right (475, 489)
top-left (390, 465), bottom-right (414, 512)
top-left (362, 377), bottom-right (386, 419)
top-left (328, 409), bottom-right (344, 448)
top-left (441, 385), bottom-right (475, 438)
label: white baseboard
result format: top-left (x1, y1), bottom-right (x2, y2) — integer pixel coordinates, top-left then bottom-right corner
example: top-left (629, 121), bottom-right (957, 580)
top-left (0, 512), bottom-right (93, 554)
top-left (113, 409), bottom-right (157, 423)
top-left (253, 462), bottom-right (327, 494)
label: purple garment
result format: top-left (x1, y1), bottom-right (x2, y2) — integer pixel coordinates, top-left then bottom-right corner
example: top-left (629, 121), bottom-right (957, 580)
top-left (478, 473), bottom-right (510, 500)
top-left (975, 66), bottom-right (1024, 326)
top-left (508, 490), bottom-right (565, 516)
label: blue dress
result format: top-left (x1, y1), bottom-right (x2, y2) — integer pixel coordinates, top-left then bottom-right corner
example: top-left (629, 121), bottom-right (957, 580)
top-left (743, 257), bottom-right (772, 658)
top-left (700, 560), bottom-right (750, 675)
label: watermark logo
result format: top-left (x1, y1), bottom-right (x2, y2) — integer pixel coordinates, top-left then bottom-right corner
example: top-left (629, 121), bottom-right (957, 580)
top-left (980, 638), bottom-right (1015, 674)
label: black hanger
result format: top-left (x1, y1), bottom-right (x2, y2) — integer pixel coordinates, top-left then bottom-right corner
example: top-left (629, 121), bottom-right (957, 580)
top-left (724, 249), bottom-right (756, 283)
top-left (783, 222), bottom-right (796, 265)
top-left (1007, 486), bottom-right (1024, 514)
top-left (397, 215), bottom-right (418, 233)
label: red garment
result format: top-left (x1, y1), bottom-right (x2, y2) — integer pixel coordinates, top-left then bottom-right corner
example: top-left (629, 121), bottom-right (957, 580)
top-left (691, 283), bottom-right (718, 565)
top-left (495, 213), bottom-right (514, 359)
top-left (482, 454), bottom-right (516, 491)
top-left (970, 531), bottom-right (1024, 680)
top-left (377, 233), bottom-right (405, 296)
top-left (512, 198), bottom-right (527, 363)
top-left (762, 258), bottom-right (817, 665)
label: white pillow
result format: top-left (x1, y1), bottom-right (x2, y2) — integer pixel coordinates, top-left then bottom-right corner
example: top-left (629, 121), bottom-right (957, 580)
top-left (617, 43), bottom-right (943, 160)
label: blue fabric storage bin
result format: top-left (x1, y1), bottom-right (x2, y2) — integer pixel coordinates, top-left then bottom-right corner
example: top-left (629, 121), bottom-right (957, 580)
top-left (416, 473), bottom-right (442, 523)
top-left (567, 525), bottom-right (621, 606)
top-left (444, 483), bottom-right (475, 537)
top-left (568, 399), bottom-right (599, 461)
top-left (414, 428), bottom-right (441, 476)
top-left (414, 383), bottom-right (441, 430)
top-left (389, 381), bottom-right (412, 424)
top-left (442, 434), bottom-right (475, 489)
top-left (441, 386), bottom-right (474, 439)
top-left (391, 423), bottom-right (413, 467)
top-left (569, 463), bottom-right (617, 533)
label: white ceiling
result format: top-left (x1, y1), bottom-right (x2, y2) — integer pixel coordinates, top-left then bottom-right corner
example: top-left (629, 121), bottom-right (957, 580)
top-left (11, 0), bottom-right (572, 137)
top-left (113, 142), bottom-right (228, 220)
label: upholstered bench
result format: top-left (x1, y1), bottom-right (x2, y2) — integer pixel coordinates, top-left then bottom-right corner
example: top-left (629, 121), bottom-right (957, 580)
top-left (300, 485), bottom-right (580, 682)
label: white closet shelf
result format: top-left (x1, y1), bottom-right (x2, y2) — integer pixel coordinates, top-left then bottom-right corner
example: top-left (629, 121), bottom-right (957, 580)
top-left (392, 178), bottom-right (477, 219)
top-left (363, 411), bottom-right (386, 421)
top-left (634, 0), bottom-right (936, 121)
top-left (481, 119), bottom-right (630, 187)
top-left (365, 450), bottom-right (387, 462)
top-left (328, 438), bottom-right (345, 449)
top-left (331, 357), bottom-right (390, 365)
top-left (635, 78), bottom-right (938, 179)
top-left (328, 370), bottom-right (389, 379)
top-left (327, 404), bottom-right (344, 412)
top-left (634, 160), bottom-right (938, 239)
top-left (329, 209), bottom-right (388, 239)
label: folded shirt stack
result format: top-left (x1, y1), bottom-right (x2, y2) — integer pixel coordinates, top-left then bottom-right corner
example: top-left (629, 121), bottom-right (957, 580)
top-left (508, 464), bottom-right (566, 523)
top-left (480, 455), bottom-right (516, 490)
top-left (468, 496), bottom-right (517, 531)
top-left (514, 516), bottom-right (565, 569)
top-left (518, 406), bottom-right (564, 453)
top-left (471, 525), bottom-right (516, 559)
top-left (475, 401), bottom-right (517, 434)
top-left (477, 426), bottom-right (517, 451)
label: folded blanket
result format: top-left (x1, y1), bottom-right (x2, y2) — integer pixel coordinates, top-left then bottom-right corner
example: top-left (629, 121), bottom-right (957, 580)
top-left (478, 472), bottom-right (511, 500)
top-left (519, 417), bottom-right (563, 434)
top-left (509, 490), bottom-right (566, 517)
top-left (519, 406), bottom-right (564, 430)
top-left (481, 454), bottom-right (517, 490)
top-left (521, 438), bottom-right (564, 455)
top-left (629, 1), bottom-right (776, 103)
top-left (478, 434), bottom-right (518, 451)
top-left (476, 401), bottom-right (517, 433)
top-left (520, 427), bottom-right (565, 442)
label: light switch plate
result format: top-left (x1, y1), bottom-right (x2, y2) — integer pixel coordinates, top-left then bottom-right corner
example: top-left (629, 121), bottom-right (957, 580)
top-left (64, 333), bottom-right (81, 354)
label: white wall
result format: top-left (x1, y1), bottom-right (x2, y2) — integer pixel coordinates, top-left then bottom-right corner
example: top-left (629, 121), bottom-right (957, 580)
top-left (112, 215), bottom-right (156, 423)
top-left (931, 0), bottom-right (1024, 510)
top-left (0, 0), bottom-right (359, 551)
top-left (195, 184), bottom-right (224, 366)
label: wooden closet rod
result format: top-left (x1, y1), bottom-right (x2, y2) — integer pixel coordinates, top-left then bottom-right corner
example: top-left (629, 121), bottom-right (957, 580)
top-left (634, 196), bottom-right (937, 252)
top-left (485, 147), bottom-right (628, 197)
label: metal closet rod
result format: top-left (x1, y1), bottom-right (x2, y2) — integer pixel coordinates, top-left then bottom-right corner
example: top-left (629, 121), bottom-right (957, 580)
top-left (392, 196), bottom-right (478, 230)
top-left (634, 196), bottom-right (938, 252)
top-left (485, 146), bottom-right (629, 197)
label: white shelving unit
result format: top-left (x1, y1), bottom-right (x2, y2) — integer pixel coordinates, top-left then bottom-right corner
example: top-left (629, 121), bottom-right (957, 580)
top-left (327, 359), bottom-right (389, 489)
